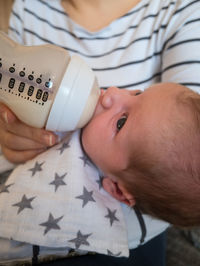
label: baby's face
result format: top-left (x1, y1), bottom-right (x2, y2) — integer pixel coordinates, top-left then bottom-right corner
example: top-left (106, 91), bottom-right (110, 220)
top-left (82, 83), bottom-right (183, 177)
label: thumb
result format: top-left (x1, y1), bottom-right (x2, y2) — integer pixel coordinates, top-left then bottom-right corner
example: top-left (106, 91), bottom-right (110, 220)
top-left (0, 103), bottom-right (17, 124)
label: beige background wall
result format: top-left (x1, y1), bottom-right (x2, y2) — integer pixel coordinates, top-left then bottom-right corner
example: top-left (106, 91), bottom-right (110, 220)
top-left (0, 0), bottom-right (13, 32)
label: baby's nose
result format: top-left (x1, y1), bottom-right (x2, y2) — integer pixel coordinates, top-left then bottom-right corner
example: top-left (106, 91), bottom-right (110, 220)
top-left (101, 87), bottom-right (121, 108)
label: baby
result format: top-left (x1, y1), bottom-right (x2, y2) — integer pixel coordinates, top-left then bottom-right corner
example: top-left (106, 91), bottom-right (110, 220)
top-left (1, 82), bottom-right (200, 229)
top-left (0, 82), bottom-right (199, 263)
top-left (82, 82), bottom-right (200, 227)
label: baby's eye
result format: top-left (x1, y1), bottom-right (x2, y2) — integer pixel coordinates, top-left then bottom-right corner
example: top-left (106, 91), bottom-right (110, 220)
top-left (116, 115), bottom-right (127, 131)
top-left (135, 91), bottom-right (142, 96)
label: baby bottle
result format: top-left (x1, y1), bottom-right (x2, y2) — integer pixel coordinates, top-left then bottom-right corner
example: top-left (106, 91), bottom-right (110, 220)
top-left (0, 31), bottom-right (100, 131)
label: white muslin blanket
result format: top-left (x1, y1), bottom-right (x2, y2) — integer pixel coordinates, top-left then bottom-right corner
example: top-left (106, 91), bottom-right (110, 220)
top-left (0, 131), bottom-right (129, 257)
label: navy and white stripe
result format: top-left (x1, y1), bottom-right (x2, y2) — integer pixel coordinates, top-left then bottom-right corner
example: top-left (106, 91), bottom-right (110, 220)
top-left (8, 0), bottom-right (200, 92)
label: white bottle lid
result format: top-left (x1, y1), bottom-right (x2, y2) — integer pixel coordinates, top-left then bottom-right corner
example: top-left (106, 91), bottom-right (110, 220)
top-left (46, 55), bottom-right (100, 132)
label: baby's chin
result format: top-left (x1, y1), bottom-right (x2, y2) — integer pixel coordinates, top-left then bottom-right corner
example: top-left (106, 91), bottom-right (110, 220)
top-left (80, 128), bottom-right (96, 166)
top-left (81, 112), bottom-right (95, 146)
top-left (80, 126), bottom-right (90, 156)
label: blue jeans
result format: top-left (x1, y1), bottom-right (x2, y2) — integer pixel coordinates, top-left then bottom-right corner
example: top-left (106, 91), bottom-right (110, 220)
top-left (39, 231), bottom-right (166, 266)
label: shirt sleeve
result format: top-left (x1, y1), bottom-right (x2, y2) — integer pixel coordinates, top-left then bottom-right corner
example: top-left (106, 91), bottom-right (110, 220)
top-left (161, 0), bottom-right (200, 94)
top-left (8, 0), bottom-right (25, 44)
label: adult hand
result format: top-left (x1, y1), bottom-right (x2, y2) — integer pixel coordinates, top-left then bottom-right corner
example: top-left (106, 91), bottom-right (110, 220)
top-left (0, 103), bottom-right (58, 164)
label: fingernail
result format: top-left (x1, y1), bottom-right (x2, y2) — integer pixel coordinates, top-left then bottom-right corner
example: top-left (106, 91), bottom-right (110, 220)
top-left (44, 134), bottom-right (55, 146)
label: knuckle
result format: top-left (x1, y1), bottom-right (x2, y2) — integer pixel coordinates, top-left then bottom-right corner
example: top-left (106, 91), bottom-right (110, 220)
top-left (0, 131), bottom-right (7, 147)
top-left (25, 126), bottom-right (42, 143)
top-left (1, 147), bottom-right (29, 164)
top-left (20, 150), bottom-right (40, 163)
top-left (0, 119), bottom-right (7, 132)
top-left (3, 133), bottom-right (16, 149)
top-left (29, 128), bottom-right (38, 141)
top-left (1, 147), bottom-right (16, 163)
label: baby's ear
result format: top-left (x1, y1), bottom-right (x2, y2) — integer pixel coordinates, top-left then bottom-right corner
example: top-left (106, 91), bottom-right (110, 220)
top-left (102, 177), bottom-right (135, 207)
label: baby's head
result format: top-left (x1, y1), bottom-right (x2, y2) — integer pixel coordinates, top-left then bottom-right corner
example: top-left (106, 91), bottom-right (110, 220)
top-left (81, 83), bottom-right (200, 227)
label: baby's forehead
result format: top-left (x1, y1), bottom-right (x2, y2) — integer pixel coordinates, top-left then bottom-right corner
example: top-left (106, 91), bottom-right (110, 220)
top-left (130, 85), bottom-right (184, 138)
top-left (126, 83), bottom-right (190, 151)
top-left (140, 83), bottom-right (189, 115)
top-left (145, 83), bottom-right (184, 96)
top-left (138, 85), bottom-right (179, 115)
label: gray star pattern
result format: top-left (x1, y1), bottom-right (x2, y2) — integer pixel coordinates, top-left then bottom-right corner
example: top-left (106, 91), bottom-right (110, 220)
top-left (49, 172), bottom-right (67, 192)
top-left (76, 186), bottom-right (95, 207)
top-left (107, 250), bottom-right (121, 256)
top-left (40, 213), bottom-right (63, 235)
top-left (0, 183), bottom-right (14, 193)
top-left (69, 230), bottom-right (91, 249)
top-left (57, 142), bottom-right (70, 154)
top-left (105, 208), bottom-right (119, 226)
top-left (13, 194), bottom-right (36, 214)
top-left (79, 155), bottom-right (90, 167)
top-left (29, 161), bottom-right (44, 176)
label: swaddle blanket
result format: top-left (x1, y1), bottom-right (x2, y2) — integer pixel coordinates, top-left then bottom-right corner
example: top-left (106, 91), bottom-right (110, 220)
top-left (0, 131), bottom-right (129, 257)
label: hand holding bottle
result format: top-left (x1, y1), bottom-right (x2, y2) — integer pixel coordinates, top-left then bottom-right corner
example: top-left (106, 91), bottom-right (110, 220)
top-left (0, 103), bottom-right (57, 164)
top-left (0, 32), bottom-right (100, 132)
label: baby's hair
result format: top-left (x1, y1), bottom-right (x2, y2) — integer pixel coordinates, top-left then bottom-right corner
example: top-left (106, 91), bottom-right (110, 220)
top-left (120, 86), bottom-right (200, 227)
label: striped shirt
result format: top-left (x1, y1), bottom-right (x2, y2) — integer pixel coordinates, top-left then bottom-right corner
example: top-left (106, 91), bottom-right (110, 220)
top-left (2, 0), bottom-right (200, 251)
top-left (9, 0), bottom-right (200, 93)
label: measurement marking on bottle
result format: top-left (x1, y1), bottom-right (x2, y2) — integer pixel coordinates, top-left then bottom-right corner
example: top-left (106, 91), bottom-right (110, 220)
top-left (8, 78), bottom-right (15, 89)
top-left (1, 85), bottom-right (46, 106)
top-left (18, 82), bottom-right (25, 93)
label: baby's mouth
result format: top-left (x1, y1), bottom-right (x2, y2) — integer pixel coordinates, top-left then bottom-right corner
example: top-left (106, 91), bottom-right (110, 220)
top-left (92, 89), bottom-right (106, 117)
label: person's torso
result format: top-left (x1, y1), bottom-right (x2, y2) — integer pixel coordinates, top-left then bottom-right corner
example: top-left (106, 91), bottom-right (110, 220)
top-left (11, 0), bottom-right (186, 91)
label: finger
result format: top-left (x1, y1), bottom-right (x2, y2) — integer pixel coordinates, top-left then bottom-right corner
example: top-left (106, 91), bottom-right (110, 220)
top-left (1, 115), bottom-right (57, 147)
top-left (0, 103), bottom-right (17, 124)
top-left (1, 130), bottom-right (47, 151)
top-left (0, 103), bottom-right (58, 147)
top-left (1, 146), bottom-right (46, 164)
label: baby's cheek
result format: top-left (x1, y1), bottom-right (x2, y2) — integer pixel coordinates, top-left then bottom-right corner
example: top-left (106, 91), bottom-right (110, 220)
top-left (81, 125), bottom-right (94, 156)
